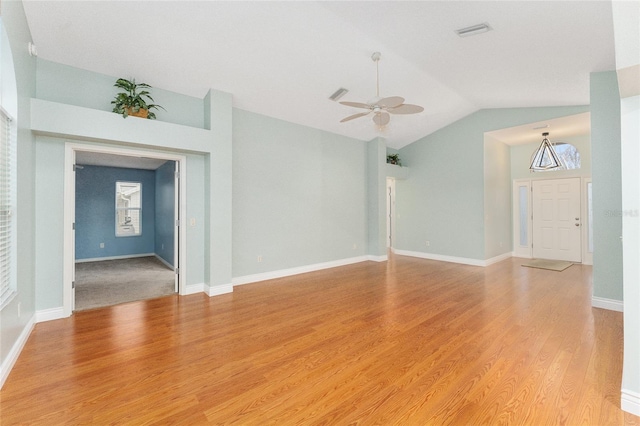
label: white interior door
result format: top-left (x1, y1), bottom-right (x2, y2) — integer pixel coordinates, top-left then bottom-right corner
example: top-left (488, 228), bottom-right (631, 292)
top-left (532, 178), bottom-right (582, 262)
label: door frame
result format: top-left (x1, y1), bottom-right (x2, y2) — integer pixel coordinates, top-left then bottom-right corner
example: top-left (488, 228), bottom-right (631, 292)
top-left (512, 176), bottom-right (593, 265)
top-left (63, 142), bottom-right (187, 317)
top-left (386, 178), bottom-right (396, 249)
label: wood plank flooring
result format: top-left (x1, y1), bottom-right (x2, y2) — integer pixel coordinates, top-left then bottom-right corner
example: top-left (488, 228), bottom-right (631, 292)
top-left (1, 255), bottom-right (638, 425)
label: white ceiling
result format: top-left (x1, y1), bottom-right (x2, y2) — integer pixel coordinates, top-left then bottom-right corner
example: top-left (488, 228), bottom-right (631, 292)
top-left (22, 1), bottom-right (616, 149)
top-left (487, 112), bottom-right (591, 146)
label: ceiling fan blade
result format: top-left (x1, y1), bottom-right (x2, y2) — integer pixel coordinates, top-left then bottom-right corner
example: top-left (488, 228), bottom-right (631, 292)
top-left (339, 101), bottom-right (371, 109)
top-left (373, 112), bottom-right (390, 126)
top-left (340, 111), bottom-right (370, 122)
top-left (389, 104), bottom-right (424, 114)
top-left (377, 96), bottom-right (404, 108)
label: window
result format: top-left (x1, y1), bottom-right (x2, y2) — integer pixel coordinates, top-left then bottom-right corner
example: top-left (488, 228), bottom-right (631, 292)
top-left (554, 143), bottom-right (581, 170)
top-left (0, 107), bottom-right (16, 308)
top-left (115, 181), bottom-right (142, 236)
top-left (518, 185), bottom-right (528, 246)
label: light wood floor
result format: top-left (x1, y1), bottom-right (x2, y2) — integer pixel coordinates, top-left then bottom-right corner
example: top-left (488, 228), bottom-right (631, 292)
top-left (2, 255), bottom-right (638, 425)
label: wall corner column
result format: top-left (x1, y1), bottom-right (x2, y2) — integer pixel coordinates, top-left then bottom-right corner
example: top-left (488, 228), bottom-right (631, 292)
top-left (367, 137), bottom-right (387, 259)
top-left (205, 89), bottom-right (233, 294)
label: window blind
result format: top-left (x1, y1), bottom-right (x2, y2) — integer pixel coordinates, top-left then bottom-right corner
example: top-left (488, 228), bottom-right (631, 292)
top-left (0, 108), bottom-right (14, 307)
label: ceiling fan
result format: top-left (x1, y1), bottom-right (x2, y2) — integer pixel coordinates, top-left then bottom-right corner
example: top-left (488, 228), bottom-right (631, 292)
top-left (340, 52), bottom-right (424, 127)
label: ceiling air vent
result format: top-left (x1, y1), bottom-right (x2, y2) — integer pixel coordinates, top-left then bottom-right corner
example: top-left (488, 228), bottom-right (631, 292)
top-left (455, 23), bottom-right (492, 37)
top-left (329, 87), bottom-right (349, 101)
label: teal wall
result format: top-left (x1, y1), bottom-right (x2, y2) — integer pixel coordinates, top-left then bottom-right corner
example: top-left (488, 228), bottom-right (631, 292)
top-left (36, 59), bottom-right (205, 129)
top-left (396, 106), bottom-right (590, 261)
top-left (590, 71), bottom-right (623, 301)
top-left (232, 109), bottom-right (368, 277)
top-left (0, 1), bottom-right (37, 374)
top-left (484, 135), bottom-right (511, 258)
top-left (368, 138), bottom-right (387, 257)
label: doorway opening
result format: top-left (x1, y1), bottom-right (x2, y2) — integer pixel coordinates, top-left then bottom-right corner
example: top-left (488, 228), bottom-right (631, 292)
top-left (63, 143), bottom-right (187, 315)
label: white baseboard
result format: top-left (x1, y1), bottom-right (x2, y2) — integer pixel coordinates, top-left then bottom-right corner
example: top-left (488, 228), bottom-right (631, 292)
top-left (484, 252), bottom-right (512, 266)
top-left (0, 314), bottom-right (35, 389)
top-left (622, 389), bottom-right (640, 417)
top-left (367, 254), bottom-right (388, 262)
top-left (592, 296), bottom-right (624, 312)
top-left (182, 282), bottom-right (233, 297)
top-left (207, 284), bottom-right (233, 297)
top-left (183, 283), bottom-right (205, 295)
top-left (393, 249), bottom-right (486, 267)
top-left (232, 255), bottom-right (369, 286)
top-left (154, 254), bottom-right (174, 269)
top-left (75, 253), bottom-right (155, 263)
top-left (36, 307), bottom-right (66, 323)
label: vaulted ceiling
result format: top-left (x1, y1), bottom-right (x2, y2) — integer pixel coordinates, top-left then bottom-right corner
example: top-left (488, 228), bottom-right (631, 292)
top-left (23, 1), bottom-right (616, 149)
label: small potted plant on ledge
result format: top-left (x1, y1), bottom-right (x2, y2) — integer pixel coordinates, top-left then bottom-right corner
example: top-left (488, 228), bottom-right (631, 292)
top-left (387, 153), bottom-right (402, 166)
top-left (111, 78), bottom-right (165, 119)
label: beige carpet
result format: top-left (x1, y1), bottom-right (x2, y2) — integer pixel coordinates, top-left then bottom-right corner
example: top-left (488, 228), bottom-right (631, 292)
top-left (75, 256), bottom-right (175, 311)
top-left (522, 258), bottom-right (574, 272)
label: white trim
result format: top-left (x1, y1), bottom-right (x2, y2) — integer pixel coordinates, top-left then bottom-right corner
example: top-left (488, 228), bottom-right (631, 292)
top-left (65, 142), bottom-right (187, 311)
top-left (394, 249), bottom-right (486, 267)
top-left (183, 282), bottom-right (233, 297)
top-left (0, 314), bottom-right (35, 389)
top-left (154, 254), bottom-right (174, 269)
top-left (35, 307), bottom-right (65, 323)
top-left (592, 296), bottom-right (624, 312)
top-left (183, 283), bottom-right (205, 295)
top-left (367, 254), bottom-right (388, 262)
top-left (207, 284), bottom-right (233, 297)
top-left (75, 253), bottom-right (156, 263)
top-left (484, 252), bottom-right (512, 266)
top-left (512, 250), bottom-right (531, 259)
top-left (622, 389), bottom-right (640, 417)
top-left (232, 256), bottom-right (369, 286)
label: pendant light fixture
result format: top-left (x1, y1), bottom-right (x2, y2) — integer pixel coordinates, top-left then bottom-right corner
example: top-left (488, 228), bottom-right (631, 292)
top-left (529, 132), bottom-right (565, 172)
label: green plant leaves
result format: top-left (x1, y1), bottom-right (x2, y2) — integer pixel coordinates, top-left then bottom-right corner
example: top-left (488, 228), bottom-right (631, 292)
top-left (111, 78), bottom-right (164, 119)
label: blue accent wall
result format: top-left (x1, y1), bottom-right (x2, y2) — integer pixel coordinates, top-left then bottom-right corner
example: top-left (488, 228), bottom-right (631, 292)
top-left (155, 161), bottom-right (175, 266)
top-left (75, 165), bottom-right (156, 260)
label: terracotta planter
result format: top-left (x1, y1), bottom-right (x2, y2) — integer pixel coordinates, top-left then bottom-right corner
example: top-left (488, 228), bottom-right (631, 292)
top-left (126, 107), bottom-right (149, 119)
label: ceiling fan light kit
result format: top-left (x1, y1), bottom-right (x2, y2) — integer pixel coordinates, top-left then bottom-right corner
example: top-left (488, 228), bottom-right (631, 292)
top-left (339, 52), bottom-right (424, 128)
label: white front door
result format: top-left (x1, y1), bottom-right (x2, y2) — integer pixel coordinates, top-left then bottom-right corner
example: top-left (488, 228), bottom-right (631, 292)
top-left (532, 178), bottom-right (582, 262)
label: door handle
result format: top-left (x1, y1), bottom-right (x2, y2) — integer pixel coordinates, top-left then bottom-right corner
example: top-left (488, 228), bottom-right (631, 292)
top-left (575, 223), bottom-right (580, 227)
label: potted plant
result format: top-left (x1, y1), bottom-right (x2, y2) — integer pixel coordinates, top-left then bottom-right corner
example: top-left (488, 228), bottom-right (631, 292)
top-left (387, 153), bottom-right (402, 166)
top-left (111, 78), bottom-right (165, 119)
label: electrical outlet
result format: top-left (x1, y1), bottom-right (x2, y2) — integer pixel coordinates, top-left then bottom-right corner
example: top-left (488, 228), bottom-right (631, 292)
top-left (257, 255), bottom-right (263, 262)
top-left (190, 218), bottom-right (196, 227)
top-left (100, 242), bottom-right (105, 249)
top-left (426, 241), bottom-right (430, 247)
top-left (161, 244), bottom-right (164, 250)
